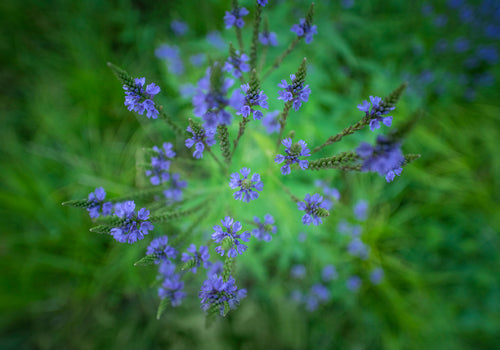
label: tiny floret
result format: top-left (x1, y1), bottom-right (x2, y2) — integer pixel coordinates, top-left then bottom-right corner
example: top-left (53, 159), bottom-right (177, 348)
top-left (185, 124), bottom-right (217, 159)
top-left (236, 83), bottom-right (269, 120)
top-left (109, 201), bottom-right (154, 244)
top-left (224, 7), bottom-right (249, 28)
top-left (251, 214), bottom-right (277, 241)
top-left (123, 77), bottom-right (161, 119)
top-left (181, 244), bottom-right (210, 273)
top-left (275, 138), bottom-right (311, 175)
top-left (291, 18), bottom-right (318, 44)
top-left (357, 95), bottom-right (395, 131)
top-left (212, 216), bottom-right (250, 257)
top-left (229, 168), bottom-right (264, 203)
top-left (297, 193), bottom-right (329, 226)
top-left (145, 142), bottom-right (176, 185)
top-left (199, 274), bottom-right (247, 315)
top-left (356, 135), bottom-right (405, 182)
top-left (224, 51), bottom-right (250, 78)
top-left (277, 74), bottom-right (311, 111)
top-left (87, 187), bottom-right (113, 218)
top-left (146, 235), bottom-right (178, 263)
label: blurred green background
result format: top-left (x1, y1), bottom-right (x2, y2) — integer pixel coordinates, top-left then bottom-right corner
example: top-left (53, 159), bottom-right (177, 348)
top-left (1, 0), bottom-right (499, 349)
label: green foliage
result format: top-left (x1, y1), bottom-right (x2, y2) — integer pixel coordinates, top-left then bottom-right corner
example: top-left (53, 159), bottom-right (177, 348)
top-left (156, 297), bottom-right (170, 320)
top-left (1, 0), bottom-right (499, 349)
top-left (134, 255), bottom-right (158, 267)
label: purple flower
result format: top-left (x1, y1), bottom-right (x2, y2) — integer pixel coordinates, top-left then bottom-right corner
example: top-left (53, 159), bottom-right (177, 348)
top-left (357, 95), bottom-right (394, 131)
top-left (163, 173), bottom-right (188, 202)
top-left (224, 7), bottom-right (249, 28)
top-left (353, 199), bottom-right (368, 221)
top-left (321, 265), bottom-right (338, 282)
top-left (370, 267), bottom-right (384, 285)
top-left (185, 125), bottom-right (216, 159)
top-left (236, 83), bottom-right (268, 120)
top-left (224, 51), bottom-right (250, 78)
top-left (87, 187), bottom-right (113, 218)
top-left (155, 44), bottom-right (184, 75)
top-left (199, 274), bottom-right (247, 315)
top-left (259, 31), bottom-right (278, 46)
top-left (145, 143), bottom-right (176, 185)
top-left (347, 238), bottom-right (370, 259)
top-left (290, 264), bottom-right (306, 279)
top-left (192, 66), bottom-right (244, 128)
top-left (123, 77), bottom-right (160, 119)
top-left (262, 111), bottom-right (280, 134)
top-left (297, 193), bottom-right (329, 226)
top-left (158, 270), bottom-right (186, 307)
top-left (229, 168), bottom-right (264, 203)
top-left (181, 244), bottom-right (210, 273)
top-left (212, 217), bottom-right (251, 258)
top-left (251, 214), bottom-right (277, 241)
top-left (170, 20), bottom-right (188, 36)
top-left (314, 180), bottom-right (340, 210)
top-left (190, 53), bottom-right (206, 67)
top-left (346, 275), bottom-right (362, 292)
top-left (274, 138), bottom-right (311, 175)
top-left (206, 31), bottom-right (226, 50)
top-left (277, 74), bottom-right (311, 111)
top-left (206, 261), bottom-right (224, 278)
top-left (146, 235), bottom-right (178, 263)
top-left (356, 135), bottom-right (405, 182)
top-left (257, 0), bottom-right (268, 6)
top-left (110, 201), bottom-right (154, 244)
top-left (291, 18), bottom-right (318, 44)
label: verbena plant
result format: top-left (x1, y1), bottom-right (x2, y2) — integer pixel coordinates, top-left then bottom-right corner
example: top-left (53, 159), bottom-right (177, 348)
top-left (63, 1), bottom-right (420, 322)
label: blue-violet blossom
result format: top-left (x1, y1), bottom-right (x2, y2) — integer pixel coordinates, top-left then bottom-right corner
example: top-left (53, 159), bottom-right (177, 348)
top-left (146, 235), bottom-right (178, 263)
top-left (199, 274), bottom-right (247, 315)
top-left (163, 173), bottom-right (188, 202)
top-left (277, 74), bottom-right (311, 111)
top-left (181, 244), bottom-right (210, 273)
top-left (110, 201), bottom-right (154, 244)
top-left (297, 193), bottom-right (329, 226)
top-left (185, 125), bottom-right (217, 159)
top-left (87, 187), bottom-right (113, 219)
top-left (291, 18), bottom-right (318, 44)
top-left (356, 135), bottom-right (405, 182)
top-left (212, 216), bottom-right (250, 257)
top-left (357, 96), bottom-right (395, 131)
top-left (229, 168), bottom-right (264, 202)
top-left (145, 142), bottom-right (176, 185)
top-left (275, 138), bottom-right (311, 175)
top-left (236, 83), bottom-right (268, 120)
top-left (224, 51), bottom-right (250, 78)
top-left (224, 7), bottom-right (249, 28)
top-left (251, 214), bottom-right (277, 241)
top-left (123, 77), bottom-right (161, 119)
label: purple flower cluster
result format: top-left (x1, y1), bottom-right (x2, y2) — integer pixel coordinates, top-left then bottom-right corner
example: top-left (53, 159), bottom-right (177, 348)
top-left (212, 217), bottom-right (250, 257)
top-left (163, 173), bottom-right (188, 202)
top-left (353, 199), bottom-right (369, 221)
top-left (145, 143), bottom-right (176, 186)
top-left (123, 77), bottom-right (161, 119)
top-left (251, 214), bottom-right (277, 241)
top-left (87, 187), bottom-right (113, 219)
top-left (290, 264), bottom-right (334, 312)
top-left (236, 83), bottom-right (269, 120)
top-left (146, 235), bottom-right (178, 263)
top-left (262, 110), bottom-right (280, 134)
top-left (370, 267), bottom-right (384, 285)
top-left (357, 96), bottom-right (395, 131)
top-left (110, 201), bottom-right (154, 244)
top-left (229, 168), bottom-right (264, 203)
top-left (314, 180), bottom-right (340, 210)
top-left (297, 193), bottom-right (329, 226)
top-left (185, 125), bottom-right (216, 159)
top-left (170, 20), bottom-right (188, 36)
top-left (277, 74), bottom-right (311, 111)
top-left (346, 275), bottom-right (362, 292)
top-left (347, 237), bottom-right (370, 260)
top-left (290, 264), bottom-right (306, 279)
top-left (155, 44), bottom-right (184, 75)
top-left (181, 244), bottom-right (210, 273)
top-left (291, 18), bottom-right (318, 44)
top-left (257, 0), bottom-right (268, 6)
top-left (275, 138), bottom-right (311, 175)
top-left (259, 31), bottom-right (278, 46)
top-left (158, 261), bottom-right (185, 306)
top-left (224, 7), bottom-right (249, 28)
top-left (356, 135), bottom-right (405, 182)
top-left (192, 67), bottom-right (244, 128)
top-left (322, 265), bottom-right (338, 282)
top-left (224, 51), bottom-right (250, 78)
top-left (199, 274), bottom-right (247, 315)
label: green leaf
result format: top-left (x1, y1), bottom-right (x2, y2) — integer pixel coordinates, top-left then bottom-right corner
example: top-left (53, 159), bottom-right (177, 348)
top-left (134, 254), bottom-right (158, 267)
top-left (156, 297), bottom-right (170, 320)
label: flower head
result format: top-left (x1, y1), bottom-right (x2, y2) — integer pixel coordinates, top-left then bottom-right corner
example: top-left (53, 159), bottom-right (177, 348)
top-left (146, 235), bottom-right (178, 263)
top-left (110, 201), bottom-right (154, 244)
top-left (181, 244), bottom-right (210, 273)
top-left (251, 214), bottom-right (277, 241)
top-left (321, 265), bottom-right (338, 282)
top-left (123, 77), bottom-right (160, 119)
top-left (297, 193), bottom-right (329, 226)
top-left (185, 124), bottom-right (217, 159)
top-left (346, 275), bottom-right (362, 292)
top-left (236, 83), bottom-right (268, 120)
top-left (158, 265), bottom-right (186, 307)
top-left (259, 31), bottom-right (278, 46)
top-left (155, 44), bottom-right (184, 75)
top-left (353, 199), bottom-right (369, 221)
top-left (370, 267), bottom-right (384, 285)
top-left (170, 20), bottom-right (188, 36)
top-left (224, 7), bottom-right (249, 28)
top-left (291, 18), bottom-right (318, 44)
top-left (357, 95), bottom-right (395, 131)
top-left (199, 274), bottom-right (247, 315)
top-left (212, 216), bottom-right (250, 257)
top-left (356, 135), bottom-right (405, 182)
top-left (274, 138), bottom-right (311, 175)
top-left (87, 187), bottom-right (113, 218)
top-left (262, 110), bottom-right (280, 134)
top-left (229, 168), bottom-right (264, 203)
top-left (224, 51), bottom-right (250, 78)
top-left (277, 74), bottom-right (311, 111)
top-left (163, 173), bottom-right (188, 202)
top-left (145, 143), bottom-right (176, 185)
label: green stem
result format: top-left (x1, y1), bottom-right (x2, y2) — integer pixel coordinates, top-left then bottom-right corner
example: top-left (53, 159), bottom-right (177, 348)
top-left (263, 37), bottom-right (301, 80)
